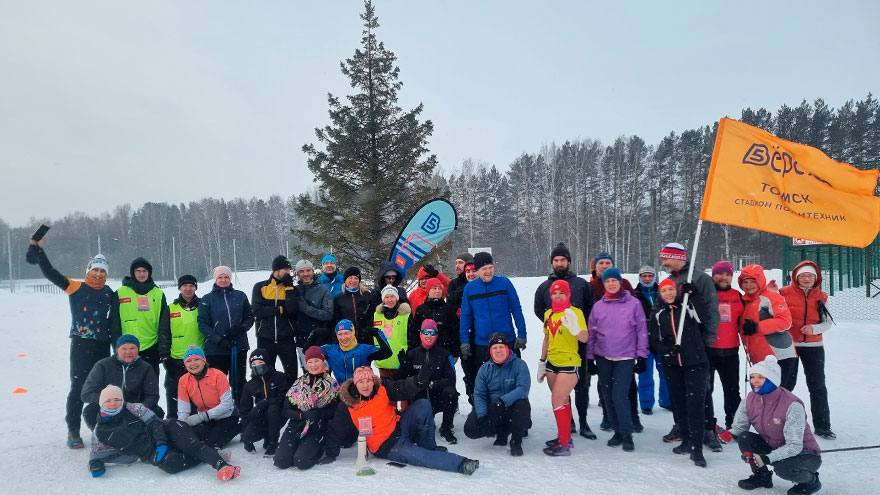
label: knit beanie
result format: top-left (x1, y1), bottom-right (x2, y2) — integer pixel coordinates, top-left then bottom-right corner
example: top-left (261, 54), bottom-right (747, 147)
top-left (87, 254), bottom-right (110, 274)
top-left (638, 265), bottom-right (656, 276)
top-left (456, 252), bottom-right (474, 264)
top-left (353, 366), bottom-right (374, 384)
top-left (601, 267), bottom-right (623, 283)
top-left (343, 266), bottom-right (362, 281)
top-left (99, 384), bottom-right (124, 406)
top-left (304, 346), bottom-right (325, 361)
top-left (177, 274), bottom-right (198, 289)
top-left (594, 252), bottom-right (614, 265)
top-left (295, 259), bottom-right (314, 272)
top-left (335, 319), bottom-right (355, 333)
top-left (711, 260), bottom-right (734, 276)
top-left (425, 277), bottom-right (443, 294)
top-left (549, 279), bottom-right (571, 298)
top-left (419, 319), bottom-right (438, 349)
top-left (213, 265), bottom-right (232, 280)
top-left (473, 252), bottom-right (493, 271)
top-left (321, 253), bottom-right (338, 266)
top-left (272, 255), bottom-right (292, 271)
top-left (659, 242), bottom-right (688, 261)
top-left (380, 285), bottom-right (399, 301)
top-left (794, 264), bottom-right (817, 278)
top-left (550, 243), bottom-right (571, 263)
top-left (129, 257), bottom-right (153, 277)
top-left (249, 348), bottom-right (267, 366)
top-left (748, 355), bottom-right (782, 388)
top-left (487, 332), bottom-right (510, 348)
top-left (658, 278), bottom-right (677, 291)
top-left (116, 334), bottom-right (140, 350)
top-left (183, 346), bottom-right (206, 364)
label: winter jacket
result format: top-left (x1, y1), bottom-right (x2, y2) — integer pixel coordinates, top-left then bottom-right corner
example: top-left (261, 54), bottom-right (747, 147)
top-left (322, 329), bottom-right (392, 383)
top-left (587, 291), bottom-right (649, 360)
top-left (590, 271), bottom-right (637, 300)
top-left (409, 271), bottom-right (451, 313)
top-left (328, 376), bottom-right (424, 456)
top-left (542, 307), bottom-right (587, 367)
top-left (473, 353), bottom-right (530, 418)
top-left (371, 261), bottom-right (410, 307)
top-left (409, 297), bottom-right (460, 356)
top-left (780, 261), bottom-right (832, 347)
top-left (111, 276), bottom-right (171, 356)
top-left (240, 369), bottom-right (287, 426)
top-left (649, 300), bottom-right (709, 367)
top-left (534, 270), bottom-right (595, 320)
top-left (714, 287), bottom-right (744, 350)
top-left (447, 273), bottom-right (468, 313)
top-left (27, 246), bottom-right (115, 342)
top-left (739, 265), bottom-right (795, 363)
top-left (197, 284), bottom-right (254, 356)
top-left (460, 275), bottom-right (528, 346)
top-left (91, 403), bottom-right (166, 468)
top-left (634, 283), bottom-right (659, 318)
top-left (281, 372), bottom-right (339, 438)
top-left (333, 286), bottom-right (376, 345)
top-left (319, 270), bottom-right (345, 298)
top-left (81, 355), bottom-right (160, 410)
top-left (372, 303), bottom-right (411, 369)
top-left (177, 367), bottom-right (235, 422)
top-left (398, 345), bottom-right (456, 400)
top-left (251, 276), bottom-right (298, 343)
top-left (667, 262), bottom-right (720, 347)
top-left (731, 387), bottom-right (821, 462)
top-left (295, 280), bottom-right (334, 346)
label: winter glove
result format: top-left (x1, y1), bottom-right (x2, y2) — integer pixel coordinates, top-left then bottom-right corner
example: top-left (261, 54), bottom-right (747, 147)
top-left (746, 453), bottom-right (770, 468)
top-left (718, 429), bottom-right (735, 444)
top-left (536, 360), bottom-right (547, 383)
top-left (680, 282), bottom-right (696, 296)
top-left (562, 308), bottom-right (582, 336)
top-left (303, 408), bottom-right (321, 423)
top-left (460, 344), bottom-right (472, 361)
top-left (416, 362), bottom-right (434, 388)
top-left (742, 320), bottom-right (758, 336)
top-left (423, 264), bottom-right (439, 278)
top-left (397, 349), bottom-right (408, 367)
top-left (248, 401), bottom-right (268, 420)
top-left (185, 411), bottom-right (209, 427)
top-left (492, 398), bottom-right (507, 412)
top-left (633, 358), bottom-right (647, 374)
top-left (25, 245), bottom-right (40, 265)
top-left (514, 338), bottom-right (527, 351)
top-left (477, 416), bottom-right (493, 436)
top-left (669, 345), bottom-right (683, 357)
top-left (587, 359), bottom-right (599, 375)
top-left (317, 455), bottom-right (336, 465)
top-left (154, 443), bottom-right (169, 464)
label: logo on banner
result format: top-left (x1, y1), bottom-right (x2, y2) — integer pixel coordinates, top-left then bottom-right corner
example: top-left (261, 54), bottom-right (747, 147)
top-left (421, 212), bottom-right (441, 234)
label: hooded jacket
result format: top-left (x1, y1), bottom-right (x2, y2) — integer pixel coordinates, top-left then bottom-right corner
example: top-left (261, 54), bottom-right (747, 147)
top-left (319, 270), bottom-right (345, 298)
top-left (295, 280), bottom-right (334, 347)
top-left (80, 355), bottom-right (160, 411)
top-left (667, 261), bottom-right (720, 347)
top-left (587, 291), bottom-right (649, 360)
top-left (738, 265), bottom-right (795, 363)
top-left (780, 260), bottom-right (832, 347)
top-left (371, 261), bottom-right (410, 307)
top-left (649, 299), bottom-right (709, 367)
top-left (332, 284), bottom-right (376, 345)
top-left (197, 283), bottom-right (254, 355)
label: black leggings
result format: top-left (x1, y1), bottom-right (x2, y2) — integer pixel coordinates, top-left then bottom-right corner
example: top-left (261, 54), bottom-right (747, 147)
top-left (274, 421), bottom-right (325, 470)
top-left (158, 420), bottom-right (225, 474)
top-left (67, 338), bottom-right (110, 433)
top-left (241, 401), bottom-right (284, 447)
top-left (190, 416), bottom-right (241, 449)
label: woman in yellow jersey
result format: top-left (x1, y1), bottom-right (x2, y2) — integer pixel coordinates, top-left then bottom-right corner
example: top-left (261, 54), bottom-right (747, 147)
top-left (538, 279), bottom-right (588, 456)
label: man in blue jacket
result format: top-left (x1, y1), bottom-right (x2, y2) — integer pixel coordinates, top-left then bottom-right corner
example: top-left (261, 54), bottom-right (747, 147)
top-left (459, 252), bottom-right (528, 367)
top-left (464, 333), bottom-right (531, 456)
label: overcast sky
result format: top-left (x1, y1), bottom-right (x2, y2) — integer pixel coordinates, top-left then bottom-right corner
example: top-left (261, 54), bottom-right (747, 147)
top-left (1, 0), bottom-right (877, 227)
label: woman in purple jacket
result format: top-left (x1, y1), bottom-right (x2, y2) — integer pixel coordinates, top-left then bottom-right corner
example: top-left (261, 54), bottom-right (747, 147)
top-left (587, 267), bottom-right (648, 452)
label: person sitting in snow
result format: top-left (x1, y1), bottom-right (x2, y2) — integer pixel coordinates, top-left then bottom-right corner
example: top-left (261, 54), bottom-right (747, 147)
top-left (274, 346), bottom-right (340, 470)
top-left (176, 346), bottom-right (241, 448)
top-left (239, 348), bottom-right (287, 456)
top-left (88, 385), bottom-right (241, 481)
top-left (321, 319), bottom-right (391, 383)
top-left (722, 356), bottom-right (822, 495)
top-left (320, 366), bottom-right (479, 475)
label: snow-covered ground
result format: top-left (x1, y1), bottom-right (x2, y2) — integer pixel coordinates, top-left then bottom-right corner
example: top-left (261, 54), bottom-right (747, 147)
top-left (1, 272), bottom-right (876, 494)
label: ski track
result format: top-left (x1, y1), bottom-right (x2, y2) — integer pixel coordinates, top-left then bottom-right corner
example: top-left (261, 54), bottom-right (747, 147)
top-left (1, 274), bottom-right (877, 494)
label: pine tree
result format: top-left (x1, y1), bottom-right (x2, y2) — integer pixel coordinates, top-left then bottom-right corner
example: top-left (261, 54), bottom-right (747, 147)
top-left (294, 0), bottom-right (441, 274)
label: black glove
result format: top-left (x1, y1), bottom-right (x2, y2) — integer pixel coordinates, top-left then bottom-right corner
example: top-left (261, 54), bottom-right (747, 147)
top-left (248, 400), bottom-right (269, 420)
top-left (303, 408), bottom-right (321, 423)
top-left (633, 358), bottom-right (647, 374)
top-left (477, 416), bottom-right (493, 436)
top-left (680, 282), bottom-right (696, 295)
top-left (460, 344), bottom-right (472, 361)
top-left (492, 398), bottom-right (506, 413)
top-left (669, 345), bottom-right (682, 357)
top-left (317, 455), bottom-right (336, 465)
top-left (25, 245), bottom-right (40, 265)
top-left (514, 338), bottom-right (527, 351)
top-left (587, 359), bottom-right (599, 375)
top-left (279, 273), bottom-right (294, 286)
top-left (416, 363), bottom-right (433, 388)
top-left (423, 264), bottom-right (439, 278)
top-left (397, 349), bottom-right (408, 367)
top-left (229, 325), bottom-right (246, 337)
top-left (742, 320), bottom-right (758, 336)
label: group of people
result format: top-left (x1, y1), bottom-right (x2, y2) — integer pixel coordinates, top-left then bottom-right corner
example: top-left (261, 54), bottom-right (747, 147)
top-left (28, 234), bottom-right (833, 493)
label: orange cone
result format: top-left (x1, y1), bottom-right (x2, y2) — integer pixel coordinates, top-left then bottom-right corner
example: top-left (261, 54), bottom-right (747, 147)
top-left (12, 387), bottom-right (28, 395)
top-left (16, 353), bottom-right (27, 358)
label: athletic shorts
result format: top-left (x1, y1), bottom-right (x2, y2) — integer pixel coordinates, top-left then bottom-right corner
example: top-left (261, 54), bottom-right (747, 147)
top-left (546, 361), bottom-right (579, 375)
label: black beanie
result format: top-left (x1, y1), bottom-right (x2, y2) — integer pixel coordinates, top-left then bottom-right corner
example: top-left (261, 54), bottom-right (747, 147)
top-left (343, 266), bottom-right (362, 280)
top-left (550, 243), bottom-right (571, 263)
top-left (177, 274), bottom-right (198, 289)
top-left (272, 255), bottom-right (292, 271)
top-left (487, 332), bottom-right (509, 348)
top-left (249, 348), bottom-right (268, 365)
top-left (456, 252), bottom-right (474, 264)
top-left (473, 252), bottom-right (493, 271)
top-left (129, 257), bottom-right (153, 277)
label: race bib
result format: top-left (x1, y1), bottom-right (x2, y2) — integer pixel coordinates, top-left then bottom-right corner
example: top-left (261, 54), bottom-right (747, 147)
top-left (719, 303), bottom-right (731, 323)
top-left (137, 295), bottom-right (150, 311)
top-left (383, 322), bottom-right (393, 338)
top-left (358, 416), bottom-right (373, 436)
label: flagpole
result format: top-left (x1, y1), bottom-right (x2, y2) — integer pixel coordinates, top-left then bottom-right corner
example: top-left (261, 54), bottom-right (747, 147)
top-left (675, 219), bottom-right (703, 346)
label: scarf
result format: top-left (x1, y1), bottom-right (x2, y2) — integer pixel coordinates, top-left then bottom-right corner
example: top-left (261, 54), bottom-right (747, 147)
top-left (287, 372), bottom-right (339, 411)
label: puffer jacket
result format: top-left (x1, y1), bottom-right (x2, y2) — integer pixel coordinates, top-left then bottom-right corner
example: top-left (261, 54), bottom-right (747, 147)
top-left (251, 277), bottom-right (299, 343)
top-left (473, 352), bottom-right (530, 418)
top-left (586, 291), bottom-right (649, 360)
top-left (198, 284), bottom-right (254, 355)
top-left (80, 355), bottom-right (159, 410)
top-left (738, 265), bottom-right (794, 363)
top-left (780, 260), bottom-right (831, 347)
top-left (295, 280), bottom-right (333, 346)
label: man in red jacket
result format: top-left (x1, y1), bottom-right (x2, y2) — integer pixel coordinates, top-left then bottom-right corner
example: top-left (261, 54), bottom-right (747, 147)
top-left (706, 261), bottom-right (744, 444)
top-left (780, 261), bottom-right (835, 440)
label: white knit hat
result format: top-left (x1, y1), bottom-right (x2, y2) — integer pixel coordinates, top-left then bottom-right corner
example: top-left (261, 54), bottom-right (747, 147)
top-left (380, 284), bottom-right (399, 301)
top-left (213, 265), bottom-right (232, 280)
top-left (87, 254), bottom-right (110, 274)
top-left (748, 355), bottom-right (782, 386)
top-left (795, 265), bottom-right (817, 278)
top-left (99, 384), bottom-right (123, 406)
top-left (295, 259), bottom-right (314, 273)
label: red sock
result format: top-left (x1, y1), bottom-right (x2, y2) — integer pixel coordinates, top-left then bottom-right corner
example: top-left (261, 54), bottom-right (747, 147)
top-left (554, 404), bottom-right (572, 446)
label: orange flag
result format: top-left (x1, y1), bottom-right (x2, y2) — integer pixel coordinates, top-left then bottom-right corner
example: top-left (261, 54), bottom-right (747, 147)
top-left (700, 118), bottom-right (880, 248)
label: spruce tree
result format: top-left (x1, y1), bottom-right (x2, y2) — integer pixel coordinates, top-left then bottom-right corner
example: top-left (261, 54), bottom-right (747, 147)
top-left (294, 0), bottom-right (441, 274)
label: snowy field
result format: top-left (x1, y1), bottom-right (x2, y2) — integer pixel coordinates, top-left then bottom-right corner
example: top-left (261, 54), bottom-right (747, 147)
top-left (1, 272), bottom-right (877, 494)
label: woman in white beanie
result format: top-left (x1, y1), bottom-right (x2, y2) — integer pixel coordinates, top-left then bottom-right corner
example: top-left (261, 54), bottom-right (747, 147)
top-left (372, 285), bottom-right (412, 380)
top-left (723, 356), bottom-right (822, 494)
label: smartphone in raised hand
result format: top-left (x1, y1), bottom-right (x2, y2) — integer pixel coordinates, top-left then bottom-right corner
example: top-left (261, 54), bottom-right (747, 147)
top-left (31, 224), bottom-right (50, 242)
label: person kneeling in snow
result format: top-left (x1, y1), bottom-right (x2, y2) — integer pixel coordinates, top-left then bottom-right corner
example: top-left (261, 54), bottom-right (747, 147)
top-left (89, 385), bottom-right (240, 481)
top-left (274, 346), bottom-right (340, 470)
top-left (321, 366), bottom-right (479, 475)
top-left (177, 347), bottom-right (241, 449)
top-left (239, 348), bottom-right (287, 456)
top-left (722, 356), bottom-right (822, 495)
top-left (464, 332), bottom-right (531, 457)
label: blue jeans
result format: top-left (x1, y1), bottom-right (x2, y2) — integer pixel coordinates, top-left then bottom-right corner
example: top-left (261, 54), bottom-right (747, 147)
top-left (386, 399), bottom-right (464, 473)
top-left (597, 357), bottom-right (635, 434)
top-left (637, 352), bottom-right (670, 410)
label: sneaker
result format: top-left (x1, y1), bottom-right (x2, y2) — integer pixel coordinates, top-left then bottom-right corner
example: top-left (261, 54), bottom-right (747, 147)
top-left (599, 418), bottom-right (612, 432)
top-left (641, 408), bottom-right (653, 415)
top-left (216, 464), bottom-right (241, 481)
top-left (67, 432), bottom-right (84, 450)
top-left (663, 424), bottom-right (682, 443)
top-left (243, 442), bottom-right (256, 453)
top-left (509, 437), bottom-right (524, 457)
top-left (439, 427), bottom-right (458, 445)
top-left (607, 432), bottom-right (623, 447)
top-left (673, 443), bottom-right (692, 455)
top-left (543, 443), bottom-right (572, 456)
top-left (545, 437), bottom-right (574, 448)
top-left (787, 473), bottom-right (821, 495)
top-left (690, 449), bottom-right (707, 467)
top-left (493, 432), bottom-right (509, 447)
top-left (621, 433), bottom-right (634, 452)
top-left (704, 429), bottom-right (723, 452)
top-left (459, 458), bottom-right (479, 475)
top-left (579, 424), bottom-right (597, 440)
top-left (814, 428), bottom-right (836, 440)
top-left (632, 418), bottom-right (644, 433)
top-left (738, 467), bottom-right (773, 490)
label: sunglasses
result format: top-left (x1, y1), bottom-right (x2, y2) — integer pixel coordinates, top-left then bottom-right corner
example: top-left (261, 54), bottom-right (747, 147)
top-left (421, 329), bottom-right (438, 336)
